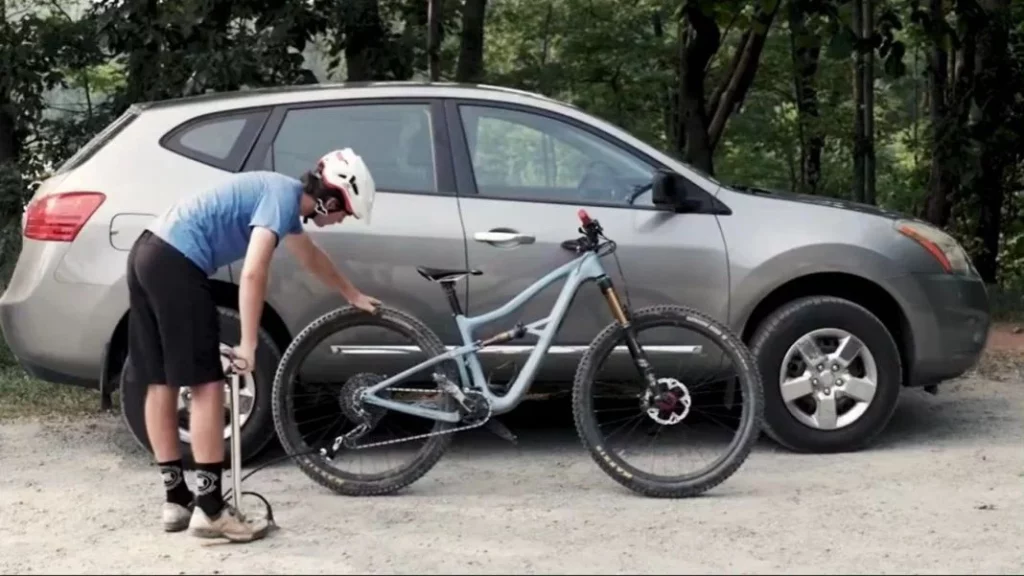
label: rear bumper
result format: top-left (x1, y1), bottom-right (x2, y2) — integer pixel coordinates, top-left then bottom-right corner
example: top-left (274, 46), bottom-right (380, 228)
top-left (8, 355), bottom-right (97, 388)
top-left (889, 272), bottom-right (990, 386)
top-left (0, 243), bottom-right (125, 388)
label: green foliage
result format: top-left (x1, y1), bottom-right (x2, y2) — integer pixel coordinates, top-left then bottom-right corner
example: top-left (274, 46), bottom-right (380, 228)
top-left (0, 0), bottom-right (1022, 308)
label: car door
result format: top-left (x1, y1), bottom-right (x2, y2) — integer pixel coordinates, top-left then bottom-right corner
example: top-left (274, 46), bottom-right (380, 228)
top-left (239, 98), bottom-right (468, 380)
top-left (445, 99), bottom-right (730, 383)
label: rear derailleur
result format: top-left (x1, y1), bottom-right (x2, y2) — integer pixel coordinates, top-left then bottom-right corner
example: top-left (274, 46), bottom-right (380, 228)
top-left (321, 373), bottom-right (388, 459)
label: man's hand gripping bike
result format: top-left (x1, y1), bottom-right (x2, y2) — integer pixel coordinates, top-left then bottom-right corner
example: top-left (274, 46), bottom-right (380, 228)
top-left (270, 209), bottom-right (764, 498)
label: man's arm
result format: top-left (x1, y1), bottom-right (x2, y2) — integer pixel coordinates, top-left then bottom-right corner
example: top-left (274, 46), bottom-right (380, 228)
top-left (238, 227), bottom-right (278, 354)
top-left (283, 231), bottom-right (361, 299)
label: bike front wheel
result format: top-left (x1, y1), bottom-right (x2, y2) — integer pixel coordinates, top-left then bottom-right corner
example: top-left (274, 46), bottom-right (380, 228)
top-left (572, 305), bottom-right (764, 498)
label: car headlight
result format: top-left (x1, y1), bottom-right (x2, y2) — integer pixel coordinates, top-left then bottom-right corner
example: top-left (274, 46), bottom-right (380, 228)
top-left (894, 219), bottom-right (976, 276)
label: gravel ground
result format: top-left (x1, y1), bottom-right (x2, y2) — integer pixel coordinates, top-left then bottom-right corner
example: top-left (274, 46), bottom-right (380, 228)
top-left (1, 370), bottom-right (1022, 575)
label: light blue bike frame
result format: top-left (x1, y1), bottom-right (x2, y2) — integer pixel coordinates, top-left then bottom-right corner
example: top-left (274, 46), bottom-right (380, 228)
top-left (360, 249), bottom-right (613, 423)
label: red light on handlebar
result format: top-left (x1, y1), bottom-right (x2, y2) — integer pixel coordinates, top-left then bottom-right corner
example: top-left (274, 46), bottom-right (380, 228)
top-left (578, 209), bottom-right (592, 225)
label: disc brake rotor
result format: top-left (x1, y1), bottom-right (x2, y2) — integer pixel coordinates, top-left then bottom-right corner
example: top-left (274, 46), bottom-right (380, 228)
top-left (643, 377), bottom-right (692, 425)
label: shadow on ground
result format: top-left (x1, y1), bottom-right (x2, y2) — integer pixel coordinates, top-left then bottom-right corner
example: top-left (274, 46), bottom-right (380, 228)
top-left (236, 375), bottom-right (1020, 479)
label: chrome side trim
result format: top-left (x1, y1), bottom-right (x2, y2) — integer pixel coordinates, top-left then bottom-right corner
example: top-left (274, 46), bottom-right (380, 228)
top-left (330, 344), bottom-right (704, 355)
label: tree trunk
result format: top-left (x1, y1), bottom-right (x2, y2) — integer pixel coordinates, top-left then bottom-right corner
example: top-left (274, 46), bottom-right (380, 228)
top-left (852, 0), bottom-right (866, 203)
top-left (672, 1), bottom-right (778, 174)
top-left (345, 0), bottom-right (391, 81)
top-left (923, 0), bottom-right (980, 226)
top-left (455, 0), bottom-right (488, 83)
top-left (124, 0), bottom-right (165, 104)
top-left (862, 0), bottom-right (876, 205)
top-left (706, 1), bottom-right (780, 150)
top-left (789, 3), bottom-right (822, 195)
top-left (923, 0), bottom-right (951, 226)
top-left (0, 96), bottom-right (15, 167)
top-left (427, 0), bottom-right (441, 81)
top-left (652, 10), bottom-right (678, 152)
top-left (675, 4), bottom-right (720, 173)
top-left (0, 0), bottom-right (9, 164)
top-left (969, 0), bottom-right (1012, 283)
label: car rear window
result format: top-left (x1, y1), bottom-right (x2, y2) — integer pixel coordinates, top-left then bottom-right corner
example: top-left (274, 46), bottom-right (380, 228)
top-left (55, 107), bottom-right (140, 174)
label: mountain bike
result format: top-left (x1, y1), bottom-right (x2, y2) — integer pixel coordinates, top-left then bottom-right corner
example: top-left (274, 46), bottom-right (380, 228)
top-left (271, 209), bottom-right (763, 498)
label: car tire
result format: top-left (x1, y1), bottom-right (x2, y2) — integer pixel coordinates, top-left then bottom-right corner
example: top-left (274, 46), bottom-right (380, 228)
top-left (749, 295), bottom-right (902, 453)
top-left (119, 306), bottom-right (281, 468)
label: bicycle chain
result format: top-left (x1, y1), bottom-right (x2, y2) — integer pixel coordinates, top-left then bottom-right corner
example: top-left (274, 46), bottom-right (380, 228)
top-left (328, 388), bottom-right (493, 453)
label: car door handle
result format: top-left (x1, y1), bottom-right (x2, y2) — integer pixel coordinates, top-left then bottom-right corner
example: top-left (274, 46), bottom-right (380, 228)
top-left (473, 230), bottom-right (536, 245)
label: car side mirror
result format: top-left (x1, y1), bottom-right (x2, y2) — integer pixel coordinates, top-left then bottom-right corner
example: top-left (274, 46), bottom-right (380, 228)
top-left (651, 170), bottom-right (703, 213)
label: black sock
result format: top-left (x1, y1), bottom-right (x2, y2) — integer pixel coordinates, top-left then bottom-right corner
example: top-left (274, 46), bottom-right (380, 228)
top-left (194, 462), bottom-right (225, 518)
top-left (159, 459), bottom-right (194, 508)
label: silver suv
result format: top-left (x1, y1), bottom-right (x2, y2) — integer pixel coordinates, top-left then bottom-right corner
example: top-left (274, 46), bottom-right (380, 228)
top-left (0, 82), bottom-right (990, 463)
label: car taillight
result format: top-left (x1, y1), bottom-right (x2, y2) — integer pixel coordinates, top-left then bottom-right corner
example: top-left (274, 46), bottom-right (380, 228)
top-left (23, 191), bottom-right (106, 242)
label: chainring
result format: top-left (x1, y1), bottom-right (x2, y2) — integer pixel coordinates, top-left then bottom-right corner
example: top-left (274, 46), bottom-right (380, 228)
top-left (459, 389), bottom-right (490, 425)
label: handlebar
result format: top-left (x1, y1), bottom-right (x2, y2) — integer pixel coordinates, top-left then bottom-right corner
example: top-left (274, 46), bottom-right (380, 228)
top-left (574, 208), bottom-right (606, 253)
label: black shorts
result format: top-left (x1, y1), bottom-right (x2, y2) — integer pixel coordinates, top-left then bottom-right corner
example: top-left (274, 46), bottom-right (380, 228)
top-left (126, 230), bottom-right (225, 388)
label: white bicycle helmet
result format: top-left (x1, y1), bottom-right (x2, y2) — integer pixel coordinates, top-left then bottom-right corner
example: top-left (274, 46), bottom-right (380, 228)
top-left (312, 148), bottom-right (377, 224)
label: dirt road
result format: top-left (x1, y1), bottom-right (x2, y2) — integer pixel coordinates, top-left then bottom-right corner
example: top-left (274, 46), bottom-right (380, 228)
top-left (1, 367), bottom-right (1022, 575)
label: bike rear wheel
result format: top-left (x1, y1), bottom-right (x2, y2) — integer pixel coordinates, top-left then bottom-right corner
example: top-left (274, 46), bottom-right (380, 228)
top-left (572, 305), bottom-right (763, 498)
top-left (271, 305), bottom-right (460, 496)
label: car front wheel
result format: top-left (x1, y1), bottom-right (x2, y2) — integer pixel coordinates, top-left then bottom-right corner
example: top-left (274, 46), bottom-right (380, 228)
top-left (119, 307), bottom-right (280, 467)
top-left (749, 295), bottom-right (903, 453)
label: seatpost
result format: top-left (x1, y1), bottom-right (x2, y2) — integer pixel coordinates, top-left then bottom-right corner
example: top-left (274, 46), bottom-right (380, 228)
top-left (440, 282), bottom-right (464, 316)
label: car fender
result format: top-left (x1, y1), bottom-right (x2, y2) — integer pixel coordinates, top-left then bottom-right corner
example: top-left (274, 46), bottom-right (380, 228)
top-left (729, 242), bottom-right (913, 332)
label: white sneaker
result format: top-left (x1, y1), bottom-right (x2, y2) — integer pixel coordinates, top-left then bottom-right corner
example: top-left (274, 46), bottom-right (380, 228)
top-left (189, 504), bottom-right (270, 543)
top-left (162, 502), bottom-right (194, 532)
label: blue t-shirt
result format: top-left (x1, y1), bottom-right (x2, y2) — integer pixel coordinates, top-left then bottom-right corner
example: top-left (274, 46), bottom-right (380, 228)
top-left (148, 171), bottom-right (305, 275)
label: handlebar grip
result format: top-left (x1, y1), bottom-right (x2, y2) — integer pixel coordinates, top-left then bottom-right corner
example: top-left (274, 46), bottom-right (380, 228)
top-left (578, 209), bottom-right (592, 226)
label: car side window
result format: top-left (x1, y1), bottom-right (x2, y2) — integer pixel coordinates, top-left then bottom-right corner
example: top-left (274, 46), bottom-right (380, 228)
top-left (180, 117), bottom-right (248, 159)
top-left (266, 103), bottom-right (437, 194)
top-left (458, 104), bottom-right (655, 206)
top-left (162, 110), bottom-right (268, 171)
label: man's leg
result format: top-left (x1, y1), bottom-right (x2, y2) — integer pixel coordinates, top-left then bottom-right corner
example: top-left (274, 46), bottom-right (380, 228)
top-left (145, 383), bottom-right (195, 509)
top-left (180, 308), bottom-right (269, 542)
top-left (145, 384), bottom-right (181, 461)
top-left (126, 234), bottom-right (195, 532)
top-left (189, 378), bottom-right (227, 519)
top-left (139, 232), bottom-right (267, 542)
top-left (162, 273), bottom-right (268, 541)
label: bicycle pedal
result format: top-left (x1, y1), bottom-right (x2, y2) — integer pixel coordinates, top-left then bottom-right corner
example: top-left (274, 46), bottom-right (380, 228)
top-left (484, 418), bottom-right (518, 445)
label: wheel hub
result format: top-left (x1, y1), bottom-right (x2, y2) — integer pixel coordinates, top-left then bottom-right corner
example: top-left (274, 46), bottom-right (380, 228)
top-left (643, 378), bottom-right (691, 425)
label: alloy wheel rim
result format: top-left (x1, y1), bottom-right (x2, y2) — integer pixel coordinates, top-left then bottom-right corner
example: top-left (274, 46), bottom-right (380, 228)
top-left (176, 345), bottom-right (256, 443)
top-left (778, 328), bottom-right (878, 430)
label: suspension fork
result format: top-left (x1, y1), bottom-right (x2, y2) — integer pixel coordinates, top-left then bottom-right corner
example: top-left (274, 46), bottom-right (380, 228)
top-left (597, 276), bottom-right (658, 389)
